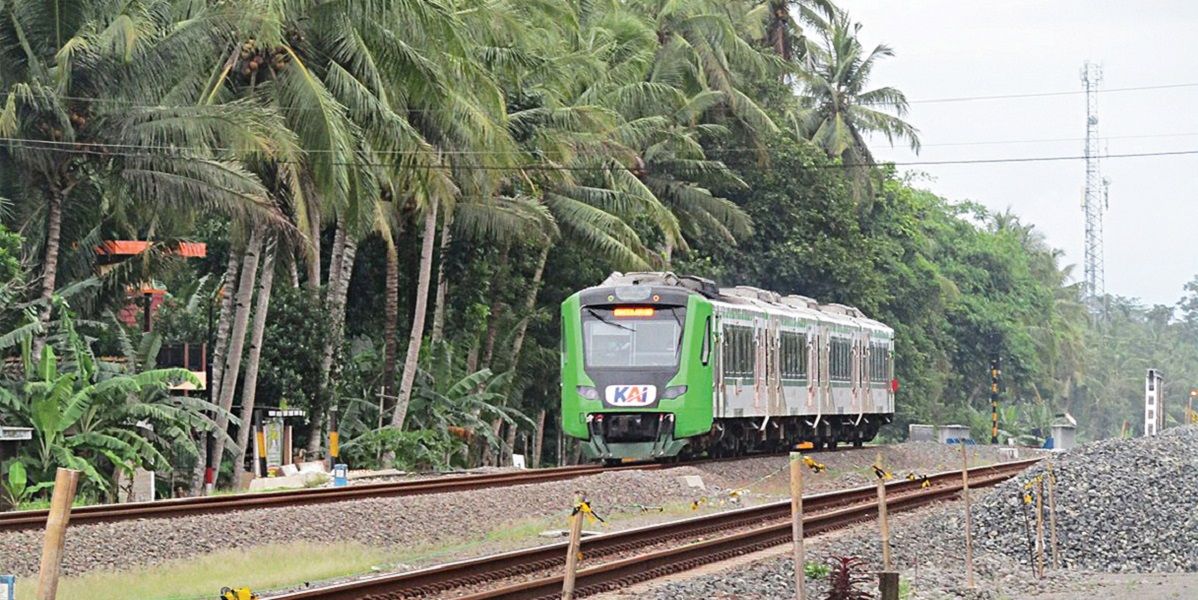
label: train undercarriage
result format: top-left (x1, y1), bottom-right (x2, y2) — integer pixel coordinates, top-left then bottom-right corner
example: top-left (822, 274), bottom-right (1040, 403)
top-left (586, 412), bottom-right (893, 463)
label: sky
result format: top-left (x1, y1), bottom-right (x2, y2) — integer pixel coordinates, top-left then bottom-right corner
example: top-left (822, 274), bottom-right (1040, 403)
top-left (835, 0), bottom-right (1198, 306)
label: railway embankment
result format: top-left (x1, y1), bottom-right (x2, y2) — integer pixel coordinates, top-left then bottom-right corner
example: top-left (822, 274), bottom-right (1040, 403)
top-left (0, 442), bottom-right (1026, 587)
top-left (630, 428), bottom-right (1198, 600)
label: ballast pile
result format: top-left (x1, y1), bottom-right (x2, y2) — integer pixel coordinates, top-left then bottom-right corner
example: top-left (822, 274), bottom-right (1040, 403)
top-left (973, 426), bottom-right (1198, 572)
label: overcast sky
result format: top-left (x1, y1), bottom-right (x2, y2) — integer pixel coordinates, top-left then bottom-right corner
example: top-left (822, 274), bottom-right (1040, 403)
top-left (836, 0), bottom-right (1198, 306)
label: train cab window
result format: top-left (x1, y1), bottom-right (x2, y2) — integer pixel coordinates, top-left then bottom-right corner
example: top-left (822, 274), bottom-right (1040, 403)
top-left (722, 325), bottom-right (754, 378)
top-left (582, 307), bottom-right (683, 368)
top-left (830, 337), bottom-right (851, 381)
top-left (780, 331), bottom-right (807, 379)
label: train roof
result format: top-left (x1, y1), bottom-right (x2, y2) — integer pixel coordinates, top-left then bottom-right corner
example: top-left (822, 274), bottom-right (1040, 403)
top-left (596, 272), bottom-right (892, 335)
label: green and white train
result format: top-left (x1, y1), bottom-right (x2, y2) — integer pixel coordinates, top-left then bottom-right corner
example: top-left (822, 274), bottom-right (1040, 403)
top-left (561, 272), bottom-right (896, 461)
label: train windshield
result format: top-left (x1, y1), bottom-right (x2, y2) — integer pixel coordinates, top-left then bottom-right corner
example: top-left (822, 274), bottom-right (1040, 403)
top-left (582, 306), bottom-right (684, 368)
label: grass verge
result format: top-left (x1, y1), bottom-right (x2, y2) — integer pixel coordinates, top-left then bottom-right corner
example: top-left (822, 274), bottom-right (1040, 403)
top-left (14, 541), bottom-right (395, 600)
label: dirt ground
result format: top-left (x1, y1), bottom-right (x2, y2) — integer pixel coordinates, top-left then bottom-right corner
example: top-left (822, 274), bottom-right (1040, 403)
top-left (1016, 573), bottom-right (1198, 599)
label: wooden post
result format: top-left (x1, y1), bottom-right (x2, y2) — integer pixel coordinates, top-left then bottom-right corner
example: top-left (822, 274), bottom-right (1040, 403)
top-left (36, 468), bottom-right (80, 600)
top-left (789, 452), bottom-right (806, 600)
top-left (878, 571), bottom-right (900, 600)
top-left (875, 452), bottom-right (891, 571)
top-left (961, 442), bottom-right (975, 588)
top-left (1035, 478), bottom-right (1046, 579)
top-left (562, 492), bottom-right (585, 600)
top-left (1047, 463), bottom-right (1060, 570)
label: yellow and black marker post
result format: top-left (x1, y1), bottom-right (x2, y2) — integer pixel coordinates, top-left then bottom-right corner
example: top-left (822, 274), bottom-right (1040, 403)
top-left (328, 405), bottom-right (340, 470)
top-left (990, 357), bottom-right (1001, 444)
top-left (253, 409), bottom-right (267, 478)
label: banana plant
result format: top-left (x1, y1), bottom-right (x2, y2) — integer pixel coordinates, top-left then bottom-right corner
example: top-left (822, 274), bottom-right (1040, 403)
top-left (0, 461), bottom-right (53, 509)
top-left (0, 299), bottom-right (223, 498)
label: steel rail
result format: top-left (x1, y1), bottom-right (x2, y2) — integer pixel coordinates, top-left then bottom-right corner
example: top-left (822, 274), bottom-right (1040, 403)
top-left (266, 457), bottom-right (1039, 600)
top-left (0, 463), bottom-right (662, 531)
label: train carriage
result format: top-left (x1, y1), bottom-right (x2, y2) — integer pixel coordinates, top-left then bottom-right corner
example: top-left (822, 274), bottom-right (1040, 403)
top-left (561, 272), bottom-right (895, 461)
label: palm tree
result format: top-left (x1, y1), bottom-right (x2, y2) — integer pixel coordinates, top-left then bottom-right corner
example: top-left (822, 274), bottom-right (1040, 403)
top-left (736, 0), bottom-right (835, 62)
top-left (792, 14), bottom-right (920, 164)
top-left (0, 0), bottom-right (287, 333)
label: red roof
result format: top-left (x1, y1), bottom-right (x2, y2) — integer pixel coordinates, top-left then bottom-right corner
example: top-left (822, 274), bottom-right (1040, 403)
top-left (97, 241), bottom-right (207, 258)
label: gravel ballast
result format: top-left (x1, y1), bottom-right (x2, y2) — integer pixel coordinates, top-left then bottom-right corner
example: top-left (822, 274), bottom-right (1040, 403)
top-left (974, 426), bottom-right (1198, 573)
top-left (633, 430), bottom-right (1198, 599)
top-left (0, 442), bottom-right (1042, 579)
top-left (0, 468), bottom-right (698, 577)
top-left (633, 496), bottom-right (1085, 600)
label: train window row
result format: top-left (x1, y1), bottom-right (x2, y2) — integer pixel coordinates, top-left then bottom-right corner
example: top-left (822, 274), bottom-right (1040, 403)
top-left (721, 325), bottom-right (890, 384)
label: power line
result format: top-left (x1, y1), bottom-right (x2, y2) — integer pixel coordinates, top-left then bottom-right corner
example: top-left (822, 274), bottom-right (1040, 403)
top-left (3, 135), bottom-right (1197, 169)
top-left (922, 131), bottom-right (1198, 148)
top-left (5, 80), bottom-right (1198, 112)
top-left (908, 82), bottom-right (1198, 105)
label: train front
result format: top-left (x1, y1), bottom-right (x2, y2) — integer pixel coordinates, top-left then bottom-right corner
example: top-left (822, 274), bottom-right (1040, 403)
top-left (560, 282), bottom-right (714, 462)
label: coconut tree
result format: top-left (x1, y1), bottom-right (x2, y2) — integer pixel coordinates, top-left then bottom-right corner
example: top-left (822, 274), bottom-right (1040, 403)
top-left (734, 0), bottom-right (835, 62)
top-left (791, 14), bottom-right (920, 164)
top-left (0, 0), bottom-right (287, 334)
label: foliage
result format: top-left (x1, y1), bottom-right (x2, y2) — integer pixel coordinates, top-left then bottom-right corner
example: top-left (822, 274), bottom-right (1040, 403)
top-left (1, 461), bottom-right (53, 510)
top-left (822, 556), bottom-right (874, 600)
top-left (340, 341), bottom-right (531, 470)
top-left (804, 560), bottom-right (832, 580)
top-left (341, 428), bottom-right (462, 472)
top-left (0, 300), bottom-right (225, 498)
top-left (0, 0), bottom-right (1190, 484)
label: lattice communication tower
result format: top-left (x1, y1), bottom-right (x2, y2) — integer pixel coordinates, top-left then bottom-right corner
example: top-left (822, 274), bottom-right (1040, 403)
top-left (1081, 62), bottom-right (1107, 317)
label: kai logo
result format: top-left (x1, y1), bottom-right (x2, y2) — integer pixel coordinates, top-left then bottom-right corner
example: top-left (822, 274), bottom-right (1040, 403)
top-left (605, 385), bottom-right (657, 406)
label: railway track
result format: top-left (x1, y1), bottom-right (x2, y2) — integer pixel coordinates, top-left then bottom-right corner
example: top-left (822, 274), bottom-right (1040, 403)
top-left (265, 457), bottom-right (1039, 600)
top-left (0, 463), bottom-right (664, 532)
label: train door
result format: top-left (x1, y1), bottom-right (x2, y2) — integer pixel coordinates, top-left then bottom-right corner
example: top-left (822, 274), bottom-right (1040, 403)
top-left (713, 314), bottom-right (724, 418)
top-left (821, 330), bottom-right (832, 416)
top-left (850, 337), bottom-right (860, 419)
top-left (768, 316), bottom-right (783, 416)
top-left (753, 317), bottom-right (766, 413)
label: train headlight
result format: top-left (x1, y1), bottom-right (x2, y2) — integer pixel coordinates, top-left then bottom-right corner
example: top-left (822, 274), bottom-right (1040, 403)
top-left (662, 385), bottom-right (688, 399)
top-left (576, 385), bottom-right (601, 400)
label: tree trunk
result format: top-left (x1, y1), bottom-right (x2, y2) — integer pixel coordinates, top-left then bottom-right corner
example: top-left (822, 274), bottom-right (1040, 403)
top-left (287, 250), bottom-right (300, 288)
top-left (234, 239), bottom-right (277, 480)
top-left (37, 188), bottom-right (64, 326)
top-left (383, 234), bottom-right (399, 403)
top-left (311, 225), bottom-right (357, 455)
top-left (305, 205), bottom-right (321, 292)
top-left (430, 214), bottom-right (453, 343)
top-left (480, 417), bottom-right (502, 466)
top-left (532, 408), bottom-right (546, 469)
top-left (211, 228), bottom-right (264, 474)
top-left (506, 244), bottom-right (550, 372)
top-left (390, 199), bottom-right (439, 430)
top-left (193, 250), bottom-right (240, 492)
top-left (504, 421), bottom-right (517, 465)
top-left (479, 243), bottom-right (511, 371)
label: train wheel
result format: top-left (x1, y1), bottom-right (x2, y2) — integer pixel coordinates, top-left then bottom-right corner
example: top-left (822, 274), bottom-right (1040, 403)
top-left (825, 439), bottom-right (838, 450)
top-left (602, 458), bottom-right (622, 468)
top-left (853, 439), bottom-right (863, 448)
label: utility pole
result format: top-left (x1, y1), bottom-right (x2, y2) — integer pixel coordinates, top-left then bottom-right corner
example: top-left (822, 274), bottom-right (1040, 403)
top-left (1081, 61), bottom-right (1108, 319)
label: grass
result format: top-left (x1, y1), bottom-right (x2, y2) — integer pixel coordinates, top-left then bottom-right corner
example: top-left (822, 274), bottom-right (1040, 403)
top-left (12, 500), bottom-right (703, 599)
top-left (14, 541), bottom-right (395, 600)
top-left (388, 500), bottom-right (701, 565)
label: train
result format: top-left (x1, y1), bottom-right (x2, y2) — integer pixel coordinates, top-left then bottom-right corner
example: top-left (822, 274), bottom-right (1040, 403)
top-left (560, 272), bottom-right (896, 462)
